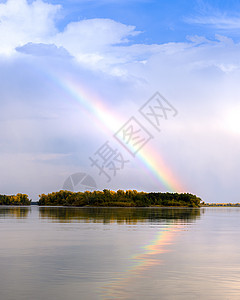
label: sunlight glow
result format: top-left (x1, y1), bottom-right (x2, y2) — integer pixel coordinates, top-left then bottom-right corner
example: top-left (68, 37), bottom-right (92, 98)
top-left (224, 107), bottom-right (240, 135)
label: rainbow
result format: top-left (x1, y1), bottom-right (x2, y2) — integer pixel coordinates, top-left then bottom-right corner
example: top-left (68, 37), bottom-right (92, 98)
top-left (138, 145), bottom-right (184, 192)
top-left (48, 73), bottom-right (124, 135)
top-left (46, 69), bottom-right (185, 192)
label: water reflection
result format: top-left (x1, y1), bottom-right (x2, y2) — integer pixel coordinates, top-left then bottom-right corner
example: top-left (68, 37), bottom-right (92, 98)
top-left (95, 207), bottom-right (203, 299)
top-left (39, 207), bottom-right (202, 224)
top-left (0, 206), bottom-right (31, 219)
top-left (38, 207), bottom-right (203, 298)
top-left (0, 206), bottom-right (207, 300)
top-left (102, 221), bottom-right (184, 299)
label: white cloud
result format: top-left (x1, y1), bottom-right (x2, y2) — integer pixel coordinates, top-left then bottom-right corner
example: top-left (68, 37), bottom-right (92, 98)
top-left (186, 3), bottom-right (240, 31)
top-left (52, 18), bottom-right (141, 71)
top-left (0, 0), bottom-right (143, 72)
top-left (0, 0), bottom-right (60, 55)
top-left (0, 0), bottom-right (141, 59)
top-left (187, 14), bottom-right (240, 30)
top-left (54, 18), bottom-right (139, 51)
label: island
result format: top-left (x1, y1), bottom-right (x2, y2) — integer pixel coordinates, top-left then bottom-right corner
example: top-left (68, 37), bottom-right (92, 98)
top-left (38, 189), bottom-right (202, 207)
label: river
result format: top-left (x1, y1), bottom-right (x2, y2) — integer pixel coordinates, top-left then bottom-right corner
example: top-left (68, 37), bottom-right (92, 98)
top-left (0, 206), bottom-right (240, 299)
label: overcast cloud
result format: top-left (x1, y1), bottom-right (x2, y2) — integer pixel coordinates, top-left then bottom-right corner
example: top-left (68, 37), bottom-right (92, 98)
top-left (1, 0), bottom-right (240, 202)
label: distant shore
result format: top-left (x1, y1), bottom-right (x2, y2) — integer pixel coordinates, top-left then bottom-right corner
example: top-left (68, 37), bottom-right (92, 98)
top-left (1, 190), bottom-right (202, 207)
top-left (3, 191), bottom-right (239, 207)
top-left (202, 203), bottom-right (240, 207)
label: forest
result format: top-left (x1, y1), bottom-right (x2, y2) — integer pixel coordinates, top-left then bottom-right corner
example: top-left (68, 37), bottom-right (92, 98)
top-left (38, 190), bottom-right (202, 207)
top-left (0, 194), bottom-right (31, 205)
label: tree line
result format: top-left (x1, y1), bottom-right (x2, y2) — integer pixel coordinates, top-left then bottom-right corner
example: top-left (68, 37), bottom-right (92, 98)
top-left (0, 194), bottom-right (31, 205)
top-left (38, 190), bottom-right (202, 207)
top-left (0, 190), bottom-right (202, 207)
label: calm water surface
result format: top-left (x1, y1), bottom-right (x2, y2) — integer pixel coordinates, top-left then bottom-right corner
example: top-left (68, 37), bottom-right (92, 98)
top-left (0, 206), bottom-right (240, 299)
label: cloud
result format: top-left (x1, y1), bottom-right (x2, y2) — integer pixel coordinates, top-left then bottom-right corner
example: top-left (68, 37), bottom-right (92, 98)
top-left (185, 2), bottom-right (240, 31)
top-left (0, 0), bottom-right (142, 72)
top-left (0, 0), bottom-right (60, 55)
top-left (1, 0), bottom-right (240, 202)
top-left (187, 14), bottom-right (240, 30)
top-left (52, 18), bottom-right (141, 71)
top-left (16, 42), bottom-right (71, 57)
top-left (54, 18), bottom-right (139, 51)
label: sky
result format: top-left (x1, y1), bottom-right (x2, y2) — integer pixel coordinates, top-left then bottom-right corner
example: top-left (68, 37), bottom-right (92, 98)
top-left (1, 0), bottom-right (240, 202)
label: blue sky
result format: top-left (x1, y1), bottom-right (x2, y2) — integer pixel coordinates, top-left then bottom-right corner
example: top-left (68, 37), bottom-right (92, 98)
top-left (45, 0), bottom-right (240, 43)
top-left (1, 0), bottom-right (240, 202)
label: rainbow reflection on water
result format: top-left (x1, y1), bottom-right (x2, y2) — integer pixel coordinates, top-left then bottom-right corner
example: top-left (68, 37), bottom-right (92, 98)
top-left (102, 223), bottom-right (183, 299)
